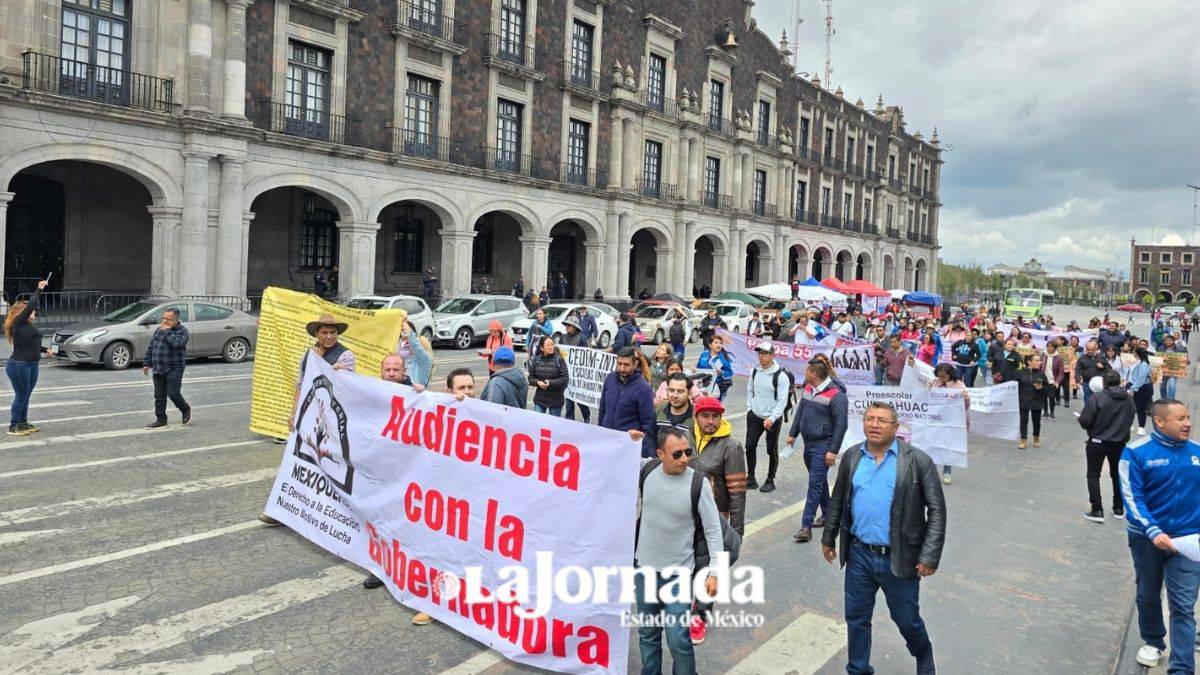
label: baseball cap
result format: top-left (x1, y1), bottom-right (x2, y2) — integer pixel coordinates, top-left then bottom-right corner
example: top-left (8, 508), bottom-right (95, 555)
top-left (693, 396), bottom-right (725, 415)
top-left (493, 346), bottom-right (516, 365)
top-left (754, 341), bottom-right (775, 354)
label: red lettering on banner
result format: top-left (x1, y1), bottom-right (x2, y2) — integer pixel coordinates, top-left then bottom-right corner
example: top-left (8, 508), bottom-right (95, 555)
top-left (521, 614), bottom-right (548, 654)
top-left (472, 586), bottom-right (496, 629)
top-left (456, 419), bottom-right (480, 461)
top-left (551, 620), bottom-right (575, 658)
top-left (380, 397), bottom-right (405, 441)
top-left (576, 625), bottom-right (610, 667)
top-left (404, 482), bottom-right (470, 542)
top-left (410, 561), bottom-right (428, 598)
top-left (484, 498), bottom-right (526, 561)
top-left (511, 433), bottom-right (534, 477)
top-left (496, 601), bottom-right (520, 643)
top-left (554, 444), bottom-right (580, 491)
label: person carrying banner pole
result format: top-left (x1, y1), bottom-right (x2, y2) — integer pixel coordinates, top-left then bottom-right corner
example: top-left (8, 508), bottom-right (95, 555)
top-left (788, 357), bottom-right (848, 543)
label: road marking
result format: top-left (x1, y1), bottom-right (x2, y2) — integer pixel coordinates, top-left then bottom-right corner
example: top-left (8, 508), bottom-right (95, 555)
top-left (1, 426), bottom-right (159, 449)
top-left (0, 440), bottom-right (262, 479)
top-left (730, 613), bottom-right (846, 674)
top-left (28, 400), bottom-right (91, 409)
top-left (1, 566), bottom-right (358, 674)
top-left (437, 495), bottom-right (807, 675)
top-left (0, 374), bottom-right (250, 397)
top-left (0, 528), bottom-right (68, 545)
top-left (0, 520), bottom-right (260, 588)
top-left (31, 399), bottom-right (249, 424)
top-left (0, 468), bottom-right (278, 527)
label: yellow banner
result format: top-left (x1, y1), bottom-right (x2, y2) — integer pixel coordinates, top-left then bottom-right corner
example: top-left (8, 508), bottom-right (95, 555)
top-left (249, 287), bottom-right (407, 437)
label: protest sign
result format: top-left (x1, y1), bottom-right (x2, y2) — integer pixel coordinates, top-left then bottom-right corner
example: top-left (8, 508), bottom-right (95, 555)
top-left (1161, 351), bottom-right (1189, 378)
top-left (995, 322), bottom-right (1093, 349)
top-left (965, 382), bottom-right (1020, 441)
top-left (264, 353), bottom-right (638, 673)
top-left (562, 345), bottom-right (618, 407)
top-left (249, 287), bottom-right (407, 438)
top-left (842, 385), bottom-right (969, 467)
top-left (899, 356), bottom-right (936, 390)
top-left (717, 329), bottom-right (875, 386)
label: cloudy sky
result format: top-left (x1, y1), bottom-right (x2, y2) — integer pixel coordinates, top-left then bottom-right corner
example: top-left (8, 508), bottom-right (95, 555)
top-left (753, 0), bottom-right (1200, 276)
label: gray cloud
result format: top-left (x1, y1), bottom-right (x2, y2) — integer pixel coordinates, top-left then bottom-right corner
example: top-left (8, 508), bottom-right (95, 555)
top-left (753, 0), bottom-right (1200, 272)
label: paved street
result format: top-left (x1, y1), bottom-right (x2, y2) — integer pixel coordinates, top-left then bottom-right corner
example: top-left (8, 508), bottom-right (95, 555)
top-left (0, 306), bottom-right (1182, 674)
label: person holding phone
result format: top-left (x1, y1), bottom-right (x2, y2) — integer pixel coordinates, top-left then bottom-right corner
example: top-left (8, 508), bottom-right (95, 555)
top-left (4, 278), bottom-right (49, 435)
top-left (142, 307), bottom-right (192, 429)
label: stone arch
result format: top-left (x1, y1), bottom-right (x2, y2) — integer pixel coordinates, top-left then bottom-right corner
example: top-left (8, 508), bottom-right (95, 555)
top-left (811, 245), bottom-right (834, 279)
top-left (692, 228), bottom-right (729, 253)
top-left (855, 250), bottom-right (873, 282)
top-left (631, 219), bottom-right (675, 248)
top-left (466, 200), bottom-right (540, 237)
top-left (835, 249), bottom-right (855, 282)
top-left (0, 141), bottom-right (181, 206)
top-left (903, 256), bottom-right (915, 290)
top-left (883, 254), bottom-right (896, 289)
top-left (243, 172), bottom-right (363, 222)
top-left (544, 208), bottom-right (605, 242)
top-left (789, 242), bottom-right (811, 281)
top-left (1156, 290), bottom-right (1173, 303)
top-left (915, 258), bottom-right (929, 290)
top-left (692, 232), bottom-right (727, 297)
top-left (1133, 289), bottom-right (1153, 303)
top-left (1177, 291), bottom-right (1195, 304)
top-left (367, 187), bottom-right (462, 229)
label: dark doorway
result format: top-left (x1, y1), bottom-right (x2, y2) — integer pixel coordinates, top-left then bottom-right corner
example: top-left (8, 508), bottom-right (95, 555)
top-left (549, 221), bottom-right (584, 300)
top-left (7, 173), bottom-right (65, 298)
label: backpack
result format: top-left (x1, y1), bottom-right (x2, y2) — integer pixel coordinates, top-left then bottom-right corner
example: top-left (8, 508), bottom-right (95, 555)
top-left (636, 460), bottom-right (741, 571)
top-left (752, 367), bottom-right (798, 422)
top-left (669, 319), bottom-right (685, 343)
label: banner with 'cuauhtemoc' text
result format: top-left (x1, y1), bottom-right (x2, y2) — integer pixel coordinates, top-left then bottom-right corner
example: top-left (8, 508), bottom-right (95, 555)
top-left (842, 385), bottom-right (969, 467)
top-left (250, 286), bottom-right (407, 438)
top-left (264, 353), bottom-right (638, 673)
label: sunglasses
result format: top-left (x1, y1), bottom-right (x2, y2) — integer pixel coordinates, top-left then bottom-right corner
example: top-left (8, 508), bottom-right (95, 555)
top-left (670, 448), bottom-right (695, 460)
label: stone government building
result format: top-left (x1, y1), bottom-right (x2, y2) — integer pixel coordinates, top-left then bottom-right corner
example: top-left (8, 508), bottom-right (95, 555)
top-left (0, 0), bottom-right (941, 302)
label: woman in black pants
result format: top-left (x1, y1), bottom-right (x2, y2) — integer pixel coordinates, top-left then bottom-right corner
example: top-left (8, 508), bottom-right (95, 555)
top-left (1015, 353), bottom-right (1048, 448)
top-left (1126, 348), bottom-right (1154, 436)
top-left (3, 279), bottom-right (49, 435)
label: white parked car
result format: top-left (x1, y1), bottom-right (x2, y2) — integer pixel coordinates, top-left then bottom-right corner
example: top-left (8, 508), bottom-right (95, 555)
top-left (1160, 305), bottom-right (1187, 317)
top-left (509, 303), bottom-right (619, 350)
top-left (344, 294), bottom-right (434, 343)
top-left (634, 303), bottom-right (697, 344)
top-left (712, 302), bottom-right (755, 333)
top-left (689, 299), bottom-right (726, 321)
top-left (432, 295), bottom-right (527, 349)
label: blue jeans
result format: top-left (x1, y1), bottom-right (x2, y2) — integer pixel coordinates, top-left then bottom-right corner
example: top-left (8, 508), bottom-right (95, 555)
top-left (955, 364), bottom-right (978, 388)
top-left (6, 359), bottom-right (40, 426)
top-left (1082, 387), bottom-right (1093, 406)
top-left (1128, 532), bottom-right (1200, 674)
top-left (1160, 376), bottom-right (1179, 400)
top-left (671, 341), bottom-right (685, 361)
top-left (635, 571), bottom-right (695, 675)
top-left (533, 404), bottom-right (562, 416)
top-left (564, 400), bottom-right (590, 423)
top-left (977, 362), bottom-right (991, 386)
top-left (844, 542), bottom-right (933, 675)
top-left (801, 443), bottom-right (831, 527)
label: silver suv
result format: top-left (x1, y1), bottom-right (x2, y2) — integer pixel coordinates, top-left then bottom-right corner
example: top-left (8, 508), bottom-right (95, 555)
top-left (433, 294), bottom-right (526, 349)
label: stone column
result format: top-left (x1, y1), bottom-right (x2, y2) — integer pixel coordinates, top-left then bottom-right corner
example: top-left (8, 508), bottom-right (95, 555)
top-left (335, 221), bottom-right (379, 297)
top-left (731, 153), bottom-right (743, 207)
top-left (179, 151), bottom-right (213, 295)
top-left (147, 205), bottom-right (184, 297)
top-left (186, 0), bottom-right (213, 113)
top-left (609, 114), bottom-right (623, 188)
top-left (741, 154), bottom-right (753, 210)
top-left (676, 138), bottom-right (689, 197)
top-left (519, 235), bottom-right (552, 292)
top-left (682, 221), bottom-right (695, 298)
top-left (778, 167), bottom-right (792, 218)
top-left (603, 211), bottom-right (620, 298)
top-left (735, 227), bottom-right (747, 291)
top-left (758, 255), bottom-right (773, 286)
top-left (773, 227), bottom-right (787, 283)
top-left (655, 248), bottom-right (673, 294)
top-left (206, 209), bottom-right (219, 294)
top-left (615, 212), bottom-right (632, 298)
top-left (584, 244), bottom-right (606, 298)
top-left (239, 210), bottom-right (254, 296)
top-left (687, 137), bottom-right (701, 201)
top-left (672, 218), bottom-right (687, 295)
top-left (222, 0), bottom-right (250, 119)
top-left (215, 156), bottom-right (244, 296)
top-left (621, 118), bottom-right (636, 189)
top-left (713, 251), bottom-right (728, 294)
top-left (0, 193), bottom-right (12, 296)
top-left (439, 229), bottom-right (475, 298)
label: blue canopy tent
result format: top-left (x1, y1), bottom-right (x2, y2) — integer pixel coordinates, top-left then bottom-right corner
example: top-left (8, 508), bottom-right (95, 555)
top-left (902, 291), bottom-right (943, 307)
top-left (801, 276), bottom-right (822, 286)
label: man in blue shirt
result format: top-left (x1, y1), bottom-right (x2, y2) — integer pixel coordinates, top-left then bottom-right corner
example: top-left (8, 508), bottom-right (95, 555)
top-left (1119, 398), bottom-right (1200, 671)
top-left (822, 401), bottom-right (946, 675)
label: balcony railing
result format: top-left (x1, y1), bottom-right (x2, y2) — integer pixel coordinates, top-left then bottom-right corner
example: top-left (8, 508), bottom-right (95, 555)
top-left (908, 183), bottom-right (922, 196)
top-left (922, 188), bottom-right (937, 201)
top-left (821, 153), bottom-right (844, 171)
top-left (796, 146), bottom-right (816, 163)
top-left (886, 227), bottom-right (900, 239)
top-left (796, 210), bottom-right (818, 226)
top-left (485, 33), bottom-right (544, 73)
top-left (863, 222), bottom-right (879, 235)
top-left (865, 168), bottom-right (881, 182)
top-left (560, 60), bottom-right (606, 96)
top-left (888, 177), bottom-right (903, 190)
top-left (638, 178), bottom-right (678, 200)
top-left (640, 91), bottom-right (679, 119)
top-left (843, 219), bottom-right (862, 233)
top-left (21, 51), bottom-right (175, 112)
top-left (752, 202), bottom-right (777, 218)
top-left (390, 2), bottom-right (465, 46)
top-left (707, 115), bottom-right (734, 136)
top-left (845, 161), bottom-right (864, 178)
top-left (756, 131), bottom-right (774, 148)
top-left (257, 100), bottom-right (361, 146)
top-left (906, 230), bottom-right (920, 242)
top-left (820, 214), bottom-right (842, 229)
top-left (920, 234), bottom-right (933, 244)
top-left (559, 163), bottom-right (607, 189)
top-left (480, 145), bottom-right (558, 179)
top-left (390, 128), bottom-right (456, 161)
top-left (703, 192), bottom-right (733, 210)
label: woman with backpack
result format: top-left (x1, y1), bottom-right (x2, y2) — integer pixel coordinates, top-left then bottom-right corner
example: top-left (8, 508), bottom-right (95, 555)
top-left (525, 308), bottom-right (554, 355)
top-left (526, 335), bottom-right (569, 416)
top-left (696, 333), bottom-right (734, 400)
top-left (665, 309), bottom-right (690, 361)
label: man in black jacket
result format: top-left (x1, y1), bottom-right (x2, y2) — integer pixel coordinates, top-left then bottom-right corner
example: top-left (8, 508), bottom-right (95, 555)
top-left (822, 401), bottom-right (945, 675)
top-left (1074, 339), bottom-right (1109, 405)
top-left (1077, 369), bottom-right (1135, 522)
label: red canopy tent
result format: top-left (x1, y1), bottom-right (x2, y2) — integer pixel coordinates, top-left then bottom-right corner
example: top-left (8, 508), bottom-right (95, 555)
top-left (844, 280), bottom-right (890, 297)
top-left (821, 277), bottom-right (854, 294)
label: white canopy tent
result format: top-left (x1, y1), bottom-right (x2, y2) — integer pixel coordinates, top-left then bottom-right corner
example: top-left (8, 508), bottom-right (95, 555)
top-left (748, 283), bottom-right (847, 304)
top-left (889, 289), bottom-right (910, 300)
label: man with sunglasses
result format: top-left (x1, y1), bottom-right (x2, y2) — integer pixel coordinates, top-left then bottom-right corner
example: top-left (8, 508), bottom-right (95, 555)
top-left (656, 372), bottom-right (697, 447)
top-left (634, 427), bottom-right (724, 675)
top-left (687, 395), bottom-right (747, 645)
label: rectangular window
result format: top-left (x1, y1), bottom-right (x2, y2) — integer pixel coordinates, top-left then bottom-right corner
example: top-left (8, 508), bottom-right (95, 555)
top-left (1139, 268), bottom-right (1148, 284)
top-left (498, 0), bottom-right (526, 63)
top-left (753, 170), bottom-right (767, 213)
top-left (1140, 251), bottom-right (1151, 263)
top-left (888, 155), bottom-right (896, 179)
top-left (846, 136), bottom-right (856, 163)
top-left (642, 140), bottom-right (663, 197)
top-left (886, 204), bottom-right (894, 227)
top-left (1185, 270), bottom-right (1193, 286)
top-left (843, 194), bottom-right (853, 222)
top-left (823, 127), bottom-right (834, 156)
top-left (285, 41), bottom-right (332, 140)
top-left (1161, 269), bottom-right (1171, 285)
top-left (393, 206), bottom-right (424, 273)
top-left (821, 186), bottom-right (831, 215)
top-left (866, 145), bottom-right (875, 170)
top-left (1184, 253), bottom-right (1194, 265)
top-left (864, 198), bottom-right (873, 224)
top-left (756, 100), bottom-right (771, 145)
top-left (704, 157), bottom-right (720, 206)
top-left (921, 213), bottom-right (928, 234)
top-left (407, 0), bottom-right (442, 35)
top-left (909, 161), bottom-right (917, 183)
top-left (907, 209), bottom-right (915, 233)
top-left (708, 79), bottom-right (724, 130)
top-left (299, 201), bottom-right (337, 270)
top-left (495, 99), bottom-right (523, 172)
top-left (923, 167), bottom-right (930, 189)
top-left (1162, 252), bottom-right (1173, 264)
top-left (403, 74), bottom-right (440, 155)
top-left (796, 180), bottom-right (807, 212)
top-left (647, 53), bottom-right (667, 112)
top-left (60, 0), bottom-right (130, 100)
top-left (570, 20), bottom-right (594, 87)
top-left (799, 117), bottom-right (810, 149)
top-left (566, 119), bottom-right (590, 185)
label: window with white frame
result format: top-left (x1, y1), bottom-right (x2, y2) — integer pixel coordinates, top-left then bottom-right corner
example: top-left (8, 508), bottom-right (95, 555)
top-left (286, 42), bottom-right (331, 137)
top-left (888, 154), bottom-right (896, 179)
top-left (753, 170), bottom-right (767, 214)
top-left (1161, 269), bottom-right (1171, 285)
top-left (495, 98), bottom-right (522, 171)
top-left (886, 204), bottom-right (894, 228)
top-left (823, 127), bottom-right (834, 157)
top-left (821, 186), bottom-right (831, 215)
top-left (1185, 270), bottom-right (1193, 286)
top-left (799, 116), bottom-right (810, 149)
top-left (1162, 252), bottom-right (1173, 264)
top-left (498, 0), bottom-right (526, 62)
top-left (569, 20), bottom-right (594, 87)
top-left (864, 197), bottom-right (873, 224)
top-left (1184, 252), bottom-right (1194, 265)
top-left (61, 0), bottom-right (130, 97)
top-left (566, 118), bottom-right (589, 185)
top-left (704, 157), bottom-right (721, 206)
top-left (1140, 251), bottom-right (1151, 263)
top-left (1139, 268), bottom-right (1148, 284)
top-left (646, 53), bottom-right (667, 111)
top-left (843, 194), bottom-right (853, 222)
top-left (404, 74), bottom-right (439, 153)
top-left (756, 100), bottom-right (771, 145)
top-left (642, 140), bottom-right (663, 197)
top-left (796, 180), bottom-right (807, 213)
top-left (708, 79), bottom-right (724, 131)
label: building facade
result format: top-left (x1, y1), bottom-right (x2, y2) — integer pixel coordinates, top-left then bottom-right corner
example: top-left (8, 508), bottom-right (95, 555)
top-left (1129, 239), bottom-right (1199, 304)
top-left (1045, 265), bottom-right (1123, 305)
top-left (0, 0), bottom-right (941, 303)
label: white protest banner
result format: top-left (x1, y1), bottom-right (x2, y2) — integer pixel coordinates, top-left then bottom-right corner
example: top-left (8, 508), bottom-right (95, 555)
top-left (561, 345), bottom-right (618, 408)
top-left (899, 356), bottom-right (936, 390)
top-left (965, 381), bottom-right (1020, 441)
top-left (995, 322), bottom-right (1094, 349)
top-left (264, 353), bottom-right (638, 674)
top-left (717, 329), bottom-right (876, 386)
top-left (842, 385), bottom-right (969, 467)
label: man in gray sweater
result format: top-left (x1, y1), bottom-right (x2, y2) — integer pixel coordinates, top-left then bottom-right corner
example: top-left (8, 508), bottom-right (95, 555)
top-left (635, 428), bottom-right (725, 674)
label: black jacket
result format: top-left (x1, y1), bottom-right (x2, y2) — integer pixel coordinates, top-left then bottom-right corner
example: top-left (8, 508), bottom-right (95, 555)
top-left (1075, 352), bottom-right (1108, 384)
top-left (1077, 385), bottom-right (1135, 444)
top-left (1015, 368), bottom-right (1049, 409)
top-left (823, 440), bottom-right (947, 578)
top-left (526, 352), bottom-right (569, 409)
top-left (993, 350), bottom-right (1022, 383)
